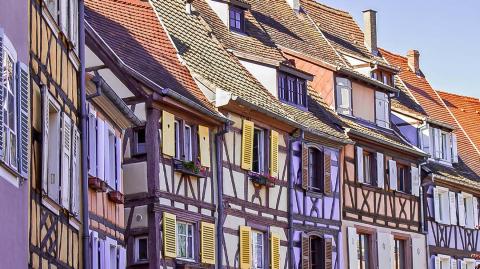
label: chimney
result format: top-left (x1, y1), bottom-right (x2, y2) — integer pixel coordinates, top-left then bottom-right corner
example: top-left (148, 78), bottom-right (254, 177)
top-left (407, 49), bottom-right (420, 74)
top-left (286, 0), bottom-right (300, 12)
top-left (185, 0), bottom-right (193, 15)
top-left (362, 9), bottom-right (378, 55)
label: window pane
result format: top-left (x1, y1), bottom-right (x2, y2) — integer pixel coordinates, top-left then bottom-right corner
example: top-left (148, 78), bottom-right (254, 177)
top-left (252, 129), bottom-right (263, 173)
top-left (184, 125), bottom-right (192, 161)
top-left (138, 238), bottom-right (148, 260)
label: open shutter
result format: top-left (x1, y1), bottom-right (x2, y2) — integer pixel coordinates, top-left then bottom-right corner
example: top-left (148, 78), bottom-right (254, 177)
top-left (301, 234), bottom-right (310, 269)
top-left (104, 126), bottom-right (111, 186)
top-left (241, 120), bottom-right (254, 170)
top-left (460, 260), bottom-right (467, 269)
top-left (347, 227), bottom-right (358, 269)
top-left (118, 247), bottom-right (126, 269)
top-left (451, 259), bottom-right (458, 269)
top-left (301, 143), bottom-right (309, 190)
top-left (411, 166), bottom-right (420, 196)
top-left (324, 151), bottom-right (332, 195)
top-left (421, 127), bottom-right (431, 155)
top-left (388, 160), bottom-right (397, 191)
top-left (449, 191), bottom-right (457, 225)
top-left (434, 256), bottom-right (440, 269)
top-left (17, 62), bottom-right (30, 178)
top-left (458, 193), bottom-right (465, 227)
top-left (452, 134), bottom-right (459, 163)
top-left (71, 126), bottom-right (80, 215)
top-left (446, 133), bottom-right (452, 162)
top-left (239, 226), bottom-right (251, 269)
top-left (270, 232), bottom-right (280, 269)
top-left (96, 118), bottom-right (105, 180)
top-left (91, 233), bottom-right (99, 269)
top-left (356, 146), bottom-right (364, 183)
top-left (324, 237), bottom-right (333, 269)
top-left (162, 111), bottom-right (175, 156)
top-left (59, 0), bottom-right (68, 33)
top-left (88, 105), bottom-right (97, 177)
top-left (434, 129), bottom-right (441, 159)
top-left (376, 152), bottom-right (384, 189)
top-left (377, 232), bottom-right (392, 269)
top-left (434, 187), bottom-right (441, 223)
top-left (198, 125), bottom-right (211, 167)
top-left (41, 87), bottom-right (49, 194)
top-left (412, 237), bottom-right (426, 269)
top-left (473, 198), bottom-right (478, 228)
top-left (99, 239), bottom-right (106, 269)
top-left (270, 130), bottom-right (279, 177)
top-left (115, 136), bottom-right (122, 191)
top-left (61, 114), bottom-right (72, 209)
top-left (163, 212), bottom-right (177, 258)
top-left (200, 222), bottom-right (215, 265)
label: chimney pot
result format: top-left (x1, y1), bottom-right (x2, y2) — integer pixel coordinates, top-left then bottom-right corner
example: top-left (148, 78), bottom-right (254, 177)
top-left (362, 9), bottom-right (378, 55)
top-left (407, 49), bottom-right (420, 74)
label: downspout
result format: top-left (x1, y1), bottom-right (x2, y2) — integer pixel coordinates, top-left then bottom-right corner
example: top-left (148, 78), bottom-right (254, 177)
top-left (422, 169), bottom-right (433, 268)
top-left (288, 130), bottom-right (302, 269)
top-left (215, 123), bottom-right (229, 269)
top-left (79, 1), bottom-right (91, 268)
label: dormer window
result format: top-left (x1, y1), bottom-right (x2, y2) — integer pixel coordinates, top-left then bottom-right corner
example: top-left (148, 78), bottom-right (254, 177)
top-left (229, 6), bottom-right (245, 33)
top-left (278, 72), bottom-right (307, 107)
top-left (430, 127), bottom-right (458, 163)
top-left (335, 77), bottom-right (352, 115)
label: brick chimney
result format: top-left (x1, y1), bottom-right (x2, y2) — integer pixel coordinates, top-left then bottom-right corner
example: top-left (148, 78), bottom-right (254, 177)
top-left (407, 49), bottom-right (420, 74)
top-left (362, 9), bottom-right (378, 55)
top-left (286, 0), bottom-right (300, 12)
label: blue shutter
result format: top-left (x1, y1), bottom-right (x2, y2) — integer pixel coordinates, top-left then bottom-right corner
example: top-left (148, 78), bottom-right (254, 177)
top-left (17, 62), bottom-right (30, 178)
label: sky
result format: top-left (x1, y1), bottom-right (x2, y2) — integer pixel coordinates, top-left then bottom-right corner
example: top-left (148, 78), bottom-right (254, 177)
top-left (317, 0), bottom-right (480, 98)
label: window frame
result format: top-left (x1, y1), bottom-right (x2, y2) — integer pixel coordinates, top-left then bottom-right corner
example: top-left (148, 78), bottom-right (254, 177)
top-left (393, 238), bottom-right (406, 269)
top-left (134, 236), bottom-right (148, 263)
top-left (278, 72), bottom-right (307, 108)
top-left (184, 124), bottom-right (193, 162)
top-left (335, 77), bottom-right (352, 115)
top-left (132, 127), bottom-right (146, 156)
top-left (357, 232), bottom-right (372, 269)
top-left (45, 94), bottom-right (62, 203)
top-left (229, 5), bottom-right (245, 33)
top-left (174, 119), bottom-right (198, 162)
top-left (309, 235), bottom-right (325, 269)
top-left (362, 150), bottom-right (374, 185)
top-left (251, 230), bottom-right (265, 269)
top-left (307, 146), bottom-right (324, 193)
top-left (396, 163), bottom-right (410, 193)
top-left (252, 127), bottom-right (265, 174)
top-left (176, 221), bottom-right (195, 261)
top-left (436, 187), bottom-right (450, 224)
top-left (43, 0), bottom-right (79, 49)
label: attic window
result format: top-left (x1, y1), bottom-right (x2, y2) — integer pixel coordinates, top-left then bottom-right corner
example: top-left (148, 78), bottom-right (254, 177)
top-left (278, 72), bottom-right (307, 107)
top-left (229, 6), bottom-right (245, 33)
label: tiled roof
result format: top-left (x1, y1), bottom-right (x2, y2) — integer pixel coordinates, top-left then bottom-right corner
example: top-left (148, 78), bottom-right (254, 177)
top-left (425, 161), bottom-right (480, 187)
top-left (390, 75), bottom-right (428, 119)
top-left (84, 0), bottom-right (217, 114)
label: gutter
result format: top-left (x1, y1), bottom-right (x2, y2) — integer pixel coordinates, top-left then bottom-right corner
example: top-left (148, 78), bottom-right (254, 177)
top-left (79, 1), bottom-right (91, 268)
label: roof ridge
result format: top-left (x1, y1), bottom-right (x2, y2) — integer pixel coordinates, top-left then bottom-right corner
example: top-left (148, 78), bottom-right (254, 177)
top-left (107, 0), bottom-right (150, 9)
top-left (303, 0), bottom-right (351, 17)
top-left (378, 47), bottom-right (408, 61)
top-left (438, 90), bottom-right (480, 102)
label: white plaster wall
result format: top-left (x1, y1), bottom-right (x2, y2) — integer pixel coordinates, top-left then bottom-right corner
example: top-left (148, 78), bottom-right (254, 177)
top-left (239, 59), bottom-right (278, 98)
top-left (123, 162), bottom-right (148, 194)
top-left (125, 205), bottom-right (148, 228)
top-left (206, 0), bottom-right (229, 28)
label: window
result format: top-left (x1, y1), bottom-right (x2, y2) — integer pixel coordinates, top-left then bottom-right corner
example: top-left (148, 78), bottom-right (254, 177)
top-left (434, 255), bottom-right (450, 269)
top-left (107, 128), bottom-right (116, 187)
top-left (133, 128), bottom-right (146, 155)
top-left (2, 38), bottom-right (17, 168)
top-left (310, 236), bottom-right (325, 269)
top-left (46, 97), bottom-right (61, 203)
top-left (177, 222), bottom-right (194, 260)
top-left (252, 128), bottom-right (265, 173)
top-left (278, 72), bottom-right (307, 107)
top-left (434, 187), bottom-right (450, 224)
top-left (363, 151), bottom-right (373, 185)
top-left (251, 230), bottom-right (264, 269)
top-left (335, 77), bottom-right (352, 115)
top-left (462, 193), bottom-right (477, 229)
top-left (357, 233), bottom-right (371, 269)
top-left (184, 125), bottom-right (192, 161)
top-left (174, 120), bottom-right (180, 159)
top-left (87, 108), bottom-right (97, 176)
top-left (174, 120), bottom-right (195, 161)
top-left (441, 133), bottom-right (447, 160)
top-left (393, 239), bottom-right (406, 269)
top-left (431, 128), bottom-right (454, 162)
top-left (229, 6), bottom-right (245, 33)
top-left (308, 147), bottom-right (324, 192)
top-left (397, 164), bottom-right (409, 193)
top-left (44, 0), bottom-right (79, 49)
top-left (109, 245), bottom-right (117, 269)
top-left (134, 236), bottom-right (148, 263)
top-left (375, 91), bottom-right (390, 128)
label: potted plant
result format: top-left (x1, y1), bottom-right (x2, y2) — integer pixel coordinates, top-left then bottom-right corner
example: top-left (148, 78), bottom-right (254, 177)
top-left (108, 190), bottom-right (124, 204)
top-left (248, 171), bottom-right (276, 187)
top-left (88, 176), bottom-right (107, 192)
top-left (173, 158), bottom-right (207, 178)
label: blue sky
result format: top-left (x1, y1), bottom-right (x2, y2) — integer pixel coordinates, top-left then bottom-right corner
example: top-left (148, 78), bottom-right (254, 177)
top-left (317, 0), bottom-right (480, 98)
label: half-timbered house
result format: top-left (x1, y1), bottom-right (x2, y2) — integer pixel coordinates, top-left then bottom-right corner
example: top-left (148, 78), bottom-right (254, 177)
top-left (29, 0), bottom-right (83, 268)
top-left (381, 48), bottom-right (480, 269)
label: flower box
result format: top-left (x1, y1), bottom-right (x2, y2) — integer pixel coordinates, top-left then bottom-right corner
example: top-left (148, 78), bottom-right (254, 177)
top-left (88, 177), bottom-right (107, 192)
top-left (108, 190), bottom-right (124, 204)
top-left (248, 172), bottom-right (276, 187)
top-left (173, 159), bottom-right (207, 178)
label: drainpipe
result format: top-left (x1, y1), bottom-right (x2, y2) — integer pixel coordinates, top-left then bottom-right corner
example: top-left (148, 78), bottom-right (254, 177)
top-left (215, 123), bottom-right (229, 269)
top-left (418, 161), bottom-right (427, 233)
top-left (79, 1), bottom-right (91, 268)
top-left (288, 130), bottom-right (302, 269)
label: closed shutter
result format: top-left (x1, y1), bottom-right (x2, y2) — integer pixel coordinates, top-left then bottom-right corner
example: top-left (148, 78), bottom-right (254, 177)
top-left (324, 151), bottom-right (332, 195)
top-left (198, 125), bottom-right (211, 168)
top-left (104, 240), bottom-right (111, 269)
top-left (324, 237), bottom-right (333, 269)
top-left (200, 222), bottom-right (215, 265)
top-left (421, 127), bottom-right (431, 155)
top-left (163, 212), bottom-right (176, 258)
top-left (239, 226), bottom-right (251, 269)
top-left (347, 227), bottom-right (358, 269)
top-left (41, 87), bottom-right (49, 194)
top-left (162, 111), bottom-right (175, 157)
top-left (451, 259), bottom-right (458, 269)
top-left (301, 233), bottom-right (310, 269)
top-left (88, 105), bottom-right (97, 177)
top-left (59, 0), bottom-right (68, 34)
top-left (97, 118), bottom-right (105, 180)
top-left (377, 232), bottom-right (392, 269)
top-left (118, 247), bottom-right (126, 269)
top-left (17, 62), bottom-right (30, 178)
top-left (91, 234), bottom-right (99, 269)
top-left (270, 130), bottom-right (279, 177)
top-left (0, 30), bottom-right (4, 159)
top-left (434, 256), bottom-right (440, 269)
top-left (270, 232), bottom-right (280, 269)
top-left (452, 134), bottom-right (459, 163)
top-left (411, 166), bottom-right (420, 196)
top-left (388, 160), bottom-right (397, 191)
top-left (61, 114), bottom-right (72, 209)
top-left (449, 191), bottom-right (457, 225)
top-left (376, 152), bottom-right (384, 189)
top-left (473, 198), bottom-right (479, 228)
top-left (411, 237), bottom-right (426, 269)
top-left (241, 120), bottom-right (254, 171)
top-left (458, 193), bottom-right (465, 227)
top-left (433, 187), bottom-right (441, 223)
top-left (375, 91), bottom-right (389, 128)
top-left (69, 0), bottom-right (79, 46)
top-left (301, 143), bottom-right (309, 190)
top-left (71, 126), bottom-right (80, 215)
top-left (356, 146), bottom-right (364, 183)
top-left (460, 260), bottom-right (467, 269)
top-left (99, 239), bottom-right (106, 269)
top-left (115, 136), bottom-right (121, 191)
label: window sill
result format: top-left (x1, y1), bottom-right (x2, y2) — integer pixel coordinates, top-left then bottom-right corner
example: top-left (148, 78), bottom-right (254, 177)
top-left (248, 171), bottom-right (276, 187)
top-left (0, 162), bottom-right (22, 188)
top-left (305, 190), bottom-right (324, 199)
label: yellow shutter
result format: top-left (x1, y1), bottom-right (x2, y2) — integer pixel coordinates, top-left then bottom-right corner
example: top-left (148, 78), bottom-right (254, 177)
top-left (198, 125), bottom-right (211, 167)
top-left (162, 111), bottom-right (175, 156)
top-left (163, 212), bottom-right (177, 258)
top-left (239, 226), bottom-right (252, 269)
top-left (270, 130), bottom-right (279, 176)
top-left (270, 232), bottom-right (280, 269)
top-left (241, 120), bottom-right (254, 171)
top-left (200, 222), bottom-right (215, 264)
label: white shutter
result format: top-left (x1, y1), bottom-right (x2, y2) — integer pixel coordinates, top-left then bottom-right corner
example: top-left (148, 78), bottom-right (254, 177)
top-left (474, 198), bottom-right (478, 228)
top-left (97, 118), bottom-right (105, 181)
top-left (356, 147), bottom-right (364, 183)
top-left (389, 160), bottom-right (397, 191)
top-left (377, 232), bottom-right (393, 269)
top-left (115, 136), bottom-right (122, 191)
top-left (434, 256), bottom-right (441, 269)
top-left (118, 247), bottom-right (126, 269)
top-left (451, 259), bottom-right (458, 269)
top-left (71, 126), bottom-right (80, 215)
top-left (449, 191), bottom-right (457, 226)
top-left (59, 0), bottom-right (68, 33)
top-left (88, 104), bottom-right (97, 177)
top-left (452, 134), bottom-right (458, 163)
top-left (104, 126), bottom-right (110, 186)
top-left (434, 128), bottom-right (441, 159)
top-left (446, 133), bottom-right (452, 162)
top-left (421, 126), bottom-right (431, 155)
top-left (434, 187), bottom-right (441, 223)
top-left (41, 87), bottom-right (49, 193)
top-left (61, 114), bottom-right (72, 209)
top-left (376, 152), bottom-right (384, 189)
top-left (411, 166), bottom-right (420, 196)
top-left (458, 193), bottom-right (465, 227)
top-left (375, 92), bottom-right (389, 128)
top-left (460, 260), bottom-right (467, 269)
top-left (347, 227), bottom-right (358, 269)
top-left (91, 233), bottom-right (99, 269)
top-left (16, 61), bottom-right (30, 178)
top-left (412, 237), bottom-right (426, 269)
top-left (99, 239), bottom-right (106, 269)
top-left (69, 0), bottom-right (79, 46)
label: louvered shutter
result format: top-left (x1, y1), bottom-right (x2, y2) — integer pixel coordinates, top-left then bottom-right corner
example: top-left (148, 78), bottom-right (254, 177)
top-left (449, 191), bottom-right (457, 225)
top-left (301, 143), bottom-right (309, 190)
top-left (198, 125), bottom-right (211, 167)
top-left (118, 247), bottom-right (126, 269)
top-left (458, 193), bottom-right (465, 227)
top-left (324, 151), bottom-right (332, 195)
top-left (412, 237), bottom-right (426, 269)
top-left (162, 111), bottom-right (175, 157)
top-left (376, 152), bottom-right (384, 189)
top-left (434, 187), bottom-right (441, 223)
top-left (388, 160), bottom-right (397, 191)
top-left (473, 198), bottom-right (478, 228)
top-left (88, 105), bottom-right (97, 177)
top-left (411, 166), bottom-right (420, 196)
top-left (97, 118), bottom-right (105, 180)
top-left (434, 256), bottom-right (440, 269)
top-left (91, 234), bottom-right (98, 269)
top-left (71, 126), bottom-right (80, 215)
top-left (0, 30), bottom-right (4, 160)
top-left (201, 222), bottom-right (215, 265)
top-left (356, 146), bottom-right (364, 183)
top-left (241, 120), bottom-right (254, 171)
top-left (270, 232), bottom-right (280, 269)
top-left (17, 62), bottom-right (30, 178)
top-left (301, 233), bottom-right (310, 269)
top-left (115, 136), bottom-right (121, 191)
top-left (324, 237), bottom-right (333, 269)
top-left (377, 232), bottom-right (392, 269)
top-left (239, 226), bottom-right (251, 269)
top-left (347, 227), bottom-right (358, 269)
top-left (163, 212), bottom-right (177, 258)
top-left (41, 87), bottom-right (49, 194)
top-left (270, 130), bottom-right (279, 177)
top-left (452, 134), bottom-right (459, 163)
top-left (61, 114), bottom-right (72, 209)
